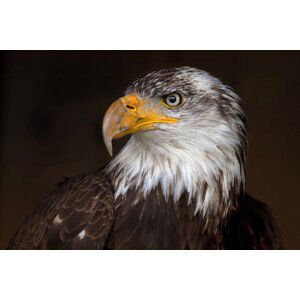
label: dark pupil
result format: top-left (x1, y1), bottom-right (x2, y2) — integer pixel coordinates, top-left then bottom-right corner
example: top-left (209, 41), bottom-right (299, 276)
top-left (168, 95), bottom-right (177, 103)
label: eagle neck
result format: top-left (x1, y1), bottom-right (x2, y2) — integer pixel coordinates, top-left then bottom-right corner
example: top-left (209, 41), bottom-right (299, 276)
top-left (106, 133), bottom-right (244, 218)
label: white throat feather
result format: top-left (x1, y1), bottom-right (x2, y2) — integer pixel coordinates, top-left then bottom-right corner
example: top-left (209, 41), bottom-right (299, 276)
top-left (106, 113), bottom-right (246, 216)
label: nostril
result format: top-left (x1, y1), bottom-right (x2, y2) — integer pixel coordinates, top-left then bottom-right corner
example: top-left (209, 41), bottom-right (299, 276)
top-left (126, 104), bottom-right (135, 110)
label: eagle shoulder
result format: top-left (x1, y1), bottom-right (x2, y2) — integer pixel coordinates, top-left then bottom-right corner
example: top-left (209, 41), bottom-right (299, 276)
top-left (224, 193), bottom-right (283, 249)
top-left (7, 169), bottom-right (115, 250)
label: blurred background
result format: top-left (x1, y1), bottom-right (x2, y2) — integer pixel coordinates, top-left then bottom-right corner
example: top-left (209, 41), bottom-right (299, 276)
top-left (0, 51), bottom-right (299, 249)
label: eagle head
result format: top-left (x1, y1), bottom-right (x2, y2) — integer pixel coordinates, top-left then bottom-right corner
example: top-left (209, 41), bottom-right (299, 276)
top-left (103, 67), bottom-right (247, 214)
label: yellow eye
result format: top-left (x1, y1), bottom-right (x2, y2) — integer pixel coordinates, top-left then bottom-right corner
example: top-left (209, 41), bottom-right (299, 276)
top-left (163, 92), bottom-right (182, 107)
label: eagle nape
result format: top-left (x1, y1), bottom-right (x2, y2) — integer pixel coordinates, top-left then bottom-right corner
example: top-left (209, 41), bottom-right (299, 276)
top-left (8, 67), bottom-right (282, 250)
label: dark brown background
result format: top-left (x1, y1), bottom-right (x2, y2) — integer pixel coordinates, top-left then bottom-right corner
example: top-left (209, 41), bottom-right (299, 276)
top-left (0, 51), bottom-right (299, 249)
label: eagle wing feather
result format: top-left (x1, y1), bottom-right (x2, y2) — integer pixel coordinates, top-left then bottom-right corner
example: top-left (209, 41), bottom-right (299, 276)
top-left (7, 170), bottom-right (114, 250)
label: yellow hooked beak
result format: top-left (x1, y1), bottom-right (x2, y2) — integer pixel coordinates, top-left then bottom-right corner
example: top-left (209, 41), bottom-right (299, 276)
top-left (102, 94), bottom-right (178, 156)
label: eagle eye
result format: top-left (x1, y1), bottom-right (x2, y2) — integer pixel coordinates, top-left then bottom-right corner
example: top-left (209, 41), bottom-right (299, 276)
top-left (163, 92), bottom-right (182, 108)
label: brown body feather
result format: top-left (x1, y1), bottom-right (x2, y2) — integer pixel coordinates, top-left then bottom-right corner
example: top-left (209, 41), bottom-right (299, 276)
top-left (8, 169), bottom-right (282, 250)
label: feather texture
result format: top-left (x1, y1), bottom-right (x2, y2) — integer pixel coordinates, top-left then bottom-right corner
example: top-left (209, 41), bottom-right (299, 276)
top-left (8, 170), bottom-right (115, 250)
top-left (7, 169), bottom-right (282, 249)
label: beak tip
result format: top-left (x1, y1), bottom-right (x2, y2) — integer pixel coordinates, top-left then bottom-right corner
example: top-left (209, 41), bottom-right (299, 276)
top-left (102, 120), bottom-right (113, 156)
top-left (103, 138), bottom-right (113, 157)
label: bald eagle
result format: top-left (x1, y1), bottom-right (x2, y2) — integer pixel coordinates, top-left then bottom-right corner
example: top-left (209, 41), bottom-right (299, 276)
top-left (8, 67), bottom-right (282, 250)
